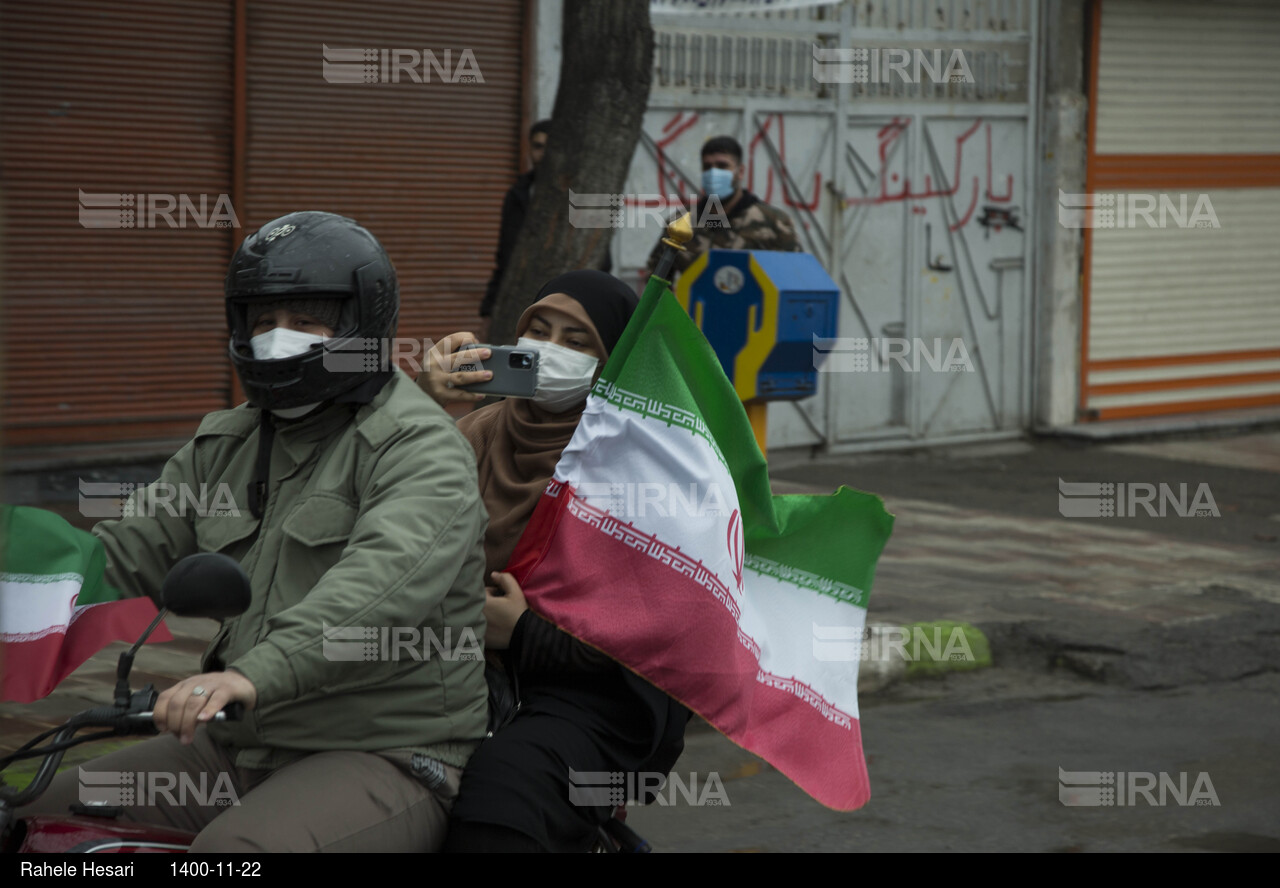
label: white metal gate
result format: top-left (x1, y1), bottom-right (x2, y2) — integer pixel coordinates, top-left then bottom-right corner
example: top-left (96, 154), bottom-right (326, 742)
top-left (617, 0), bottom-right (1038, 450)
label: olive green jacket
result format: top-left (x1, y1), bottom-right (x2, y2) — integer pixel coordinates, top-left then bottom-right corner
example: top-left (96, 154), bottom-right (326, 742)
top-left (93, 371), bottom-right (489, 770)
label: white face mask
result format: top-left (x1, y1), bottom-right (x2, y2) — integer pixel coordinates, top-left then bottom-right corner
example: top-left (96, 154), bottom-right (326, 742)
top-left (270, 403), bottom-right (323, 420)
top-left (249, 327), bottom-right (328, 361)
top-left (249, 328), bottom-right (328, 418)
top-left (518, 337), bottom-right (600, 413)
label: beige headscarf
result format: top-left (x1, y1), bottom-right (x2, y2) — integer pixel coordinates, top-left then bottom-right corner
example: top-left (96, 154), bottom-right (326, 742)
top-left (456, 293), bottom-right (610, 575)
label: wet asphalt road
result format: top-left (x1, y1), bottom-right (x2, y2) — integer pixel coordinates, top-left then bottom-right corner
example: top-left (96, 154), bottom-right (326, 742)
top-left (626, 668), bottom-right (1280, 853)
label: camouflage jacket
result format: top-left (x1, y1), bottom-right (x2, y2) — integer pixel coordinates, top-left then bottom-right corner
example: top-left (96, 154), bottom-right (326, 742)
top-left (648, 189), bottom-right (803, 275)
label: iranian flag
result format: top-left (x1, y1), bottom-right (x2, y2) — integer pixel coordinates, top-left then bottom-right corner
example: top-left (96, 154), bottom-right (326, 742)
top-left (0, 505), bottom-right (172, 703)
top-left (507, 275), bottom-right (894, 810)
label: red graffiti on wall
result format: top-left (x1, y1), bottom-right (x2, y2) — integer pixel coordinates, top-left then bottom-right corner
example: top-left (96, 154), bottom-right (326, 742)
top-left (640, 112), bottom-right (1016, 234)
top-left (748, 114), bottom-right (822, 211)
top-left (655, 111), bottom-right (702, 198)
top-left (643, 111), bottom-right (824, 211)
top-left (845, 117), bottom-right (1015, 232)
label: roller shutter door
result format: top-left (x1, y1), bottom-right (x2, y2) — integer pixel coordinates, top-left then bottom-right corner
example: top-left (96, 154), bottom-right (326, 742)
top-left (0, 1), bottom-right (235, 446)
top-left (1, 0), bottom-right (525, 447)
top-left (244, 1), bottom-right (525, 357)
top-left (1082, 0), bottom-right (1280, 421)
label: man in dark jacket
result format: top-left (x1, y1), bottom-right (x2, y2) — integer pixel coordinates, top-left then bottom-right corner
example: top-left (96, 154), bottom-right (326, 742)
top-left (646, 135), bottom-right (804, 278)
top-left (480, 120), bottom-right (551, 321)
top-left (480, 120), bottom-right (611, 323)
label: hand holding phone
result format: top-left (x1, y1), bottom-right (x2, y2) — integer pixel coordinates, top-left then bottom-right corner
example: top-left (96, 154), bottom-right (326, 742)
top-left (456, 344), bottom-right (540, 399)
top-left (418, 333), bottom-right (494, 406)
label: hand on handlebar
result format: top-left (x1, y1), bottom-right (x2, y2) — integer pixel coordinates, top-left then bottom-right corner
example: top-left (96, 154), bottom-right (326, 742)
top-left (154, 671), bottom-right (257, 745)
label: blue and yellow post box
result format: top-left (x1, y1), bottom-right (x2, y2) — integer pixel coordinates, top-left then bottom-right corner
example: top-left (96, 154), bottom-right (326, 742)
top-left (675, 249), bottom-right (839, 451)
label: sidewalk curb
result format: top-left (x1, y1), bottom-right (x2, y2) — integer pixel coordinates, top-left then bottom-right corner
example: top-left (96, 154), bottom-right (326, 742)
top-left (858, 621), bottom-right (993, 696)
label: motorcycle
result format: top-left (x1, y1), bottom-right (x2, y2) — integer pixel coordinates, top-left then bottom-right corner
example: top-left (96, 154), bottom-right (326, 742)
top-left (0, 553), bottom-right (649, 853)
top-left (0, 553), bottom-right (249, 852)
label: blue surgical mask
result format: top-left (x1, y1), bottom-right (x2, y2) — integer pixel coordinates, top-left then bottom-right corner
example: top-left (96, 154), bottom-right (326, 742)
top-left (701, 167), bottom-right (736, 200)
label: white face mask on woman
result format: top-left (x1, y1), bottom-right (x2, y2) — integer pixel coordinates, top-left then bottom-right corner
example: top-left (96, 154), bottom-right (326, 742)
top-left (517, 337), bottom-right (600, 413)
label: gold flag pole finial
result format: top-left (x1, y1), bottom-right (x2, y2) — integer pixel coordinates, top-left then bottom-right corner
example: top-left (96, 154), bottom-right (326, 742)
top-left (652, 212), bottom-right (693, 281)
top-left (661, 211), bottom-right (693, 252)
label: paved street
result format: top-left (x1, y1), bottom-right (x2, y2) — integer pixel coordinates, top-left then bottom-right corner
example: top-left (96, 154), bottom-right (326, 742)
top-left (627, 671), bottom-right (1280, 852)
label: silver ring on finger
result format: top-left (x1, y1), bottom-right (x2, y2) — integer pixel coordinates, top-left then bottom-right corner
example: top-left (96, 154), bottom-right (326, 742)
top-left (445, 379), bottom-right (454, 389)
top-left (192, 686), bottom-right (207, 697)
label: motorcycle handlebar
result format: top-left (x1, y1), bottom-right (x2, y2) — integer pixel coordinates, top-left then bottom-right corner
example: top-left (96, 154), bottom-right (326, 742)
top-left (68, 704), bottom-right (242, 731)
top-left (1, 704), bottom-right (243, 813)
top-left (129, 703), bottom-right (243, 725)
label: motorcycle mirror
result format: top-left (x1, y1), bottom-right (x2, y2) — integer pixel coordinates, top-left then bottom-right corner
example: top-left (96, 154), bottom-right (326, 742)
top-left (161, 553), bottom-right (252, 620)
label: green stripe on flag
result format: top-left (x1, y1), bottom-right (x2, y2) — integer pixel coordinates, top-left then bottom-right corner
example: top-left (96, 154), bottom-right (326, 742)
top-left (611, 274), bottom-right (894, 600)
top-left (748, 488), bottom-right (895, 603)
top-left (744, 554), bottom-right (869, 609)
top-left (0, 505), bottom-right (124, 606)
top-left (603, 276), bottom-right (775, 532)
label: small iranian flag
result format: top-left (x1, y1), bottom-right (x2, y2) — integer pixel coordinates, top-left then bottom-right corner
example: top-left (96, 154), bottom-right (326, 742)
top-left (0, 505), bottom-right (172, 703)
top-left (507, 276), bottom-right (894, 810)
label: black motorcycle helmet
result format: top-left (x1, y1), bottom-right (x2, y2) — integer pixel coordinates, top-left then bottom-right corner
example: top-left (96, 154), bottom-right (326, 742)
top-left (225, 211), bottom-right (399, 410)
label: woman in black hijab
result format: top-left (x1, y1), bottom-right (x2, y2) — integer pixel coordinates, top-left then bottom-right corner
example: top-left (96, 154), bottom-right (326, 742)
top-left (420, 271), bottom-right (688, 853)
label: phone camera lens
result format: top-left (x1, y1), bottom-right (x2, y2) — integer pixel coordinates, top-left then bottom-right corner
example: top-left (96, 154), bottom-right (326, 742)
top-left (510, 352), bottom-right (533, 370)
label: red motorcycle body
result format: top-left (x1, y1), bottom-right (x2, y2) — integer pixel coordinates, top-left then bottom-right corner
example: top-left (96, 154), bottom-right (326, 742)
top-left (13, 815), bottom-right (194, 853)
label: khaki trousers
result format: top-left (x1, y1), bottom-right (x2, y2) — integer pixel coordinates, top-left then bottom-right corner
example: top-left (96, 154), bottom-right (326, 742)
top-left (21, 727), bottom-right (460, 852)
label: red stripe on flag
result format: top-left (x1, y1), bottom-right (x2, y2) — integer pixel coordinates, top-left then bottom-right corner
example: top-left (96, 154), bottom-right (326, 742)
top-left (508, 486), bottom-right (871, 810)
top-left (0, 598), bottom-right (172, 704)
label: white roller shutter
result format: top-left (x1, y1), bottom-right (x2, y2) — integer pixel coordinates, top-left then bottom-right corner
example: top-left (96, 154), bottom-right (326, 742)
top-left (1095, 0), bottom-right (1280, 155)
top-left (1082, 0), bottom-right (1280, 421)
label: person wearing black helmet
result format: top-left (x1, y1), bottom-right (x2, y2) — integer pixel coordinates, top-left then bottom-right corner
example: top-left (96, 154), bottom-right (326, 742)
top-left (223, 212), bottom-right (403, 416)
top-left (24, 211), bottom-right (490, 852)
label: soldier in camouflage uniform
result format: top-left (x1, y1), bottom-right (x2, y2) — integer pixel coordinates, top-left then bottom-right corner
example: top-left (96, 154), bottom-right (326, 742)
top-left (647, 135), bottom-right (803, 277)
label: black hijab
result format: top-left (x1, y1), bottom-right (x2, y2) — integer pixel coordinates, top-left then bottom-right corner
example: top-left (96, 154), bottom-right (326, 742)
top-left (534, 270), bottom-right (638, 355)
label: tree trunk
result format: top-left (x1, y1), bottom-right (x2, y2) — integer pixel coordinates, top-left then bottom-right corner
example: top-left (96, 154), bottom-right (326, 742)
top-left (487, 0), bottom-right (653, 346)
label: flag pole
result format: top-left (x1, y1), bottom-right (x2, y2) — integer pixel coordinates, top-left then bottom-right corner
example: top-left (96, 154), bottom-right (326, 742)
top-left (644, 213), bottom-right (768, 455)
top-left (648, 212), bottom-right (693, 287)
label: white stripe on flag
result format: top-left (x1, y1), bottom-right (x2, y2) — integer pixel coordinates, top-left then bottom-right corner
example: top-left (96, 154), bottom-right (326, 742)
top-left (0, 576), bottom-right (81, 641)
top-left (559, 394), bottom-right (865, 724)
top-left (557, 394), bottom-right (742, 607)
top-left (742, 563), bottom-right (865, 720)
